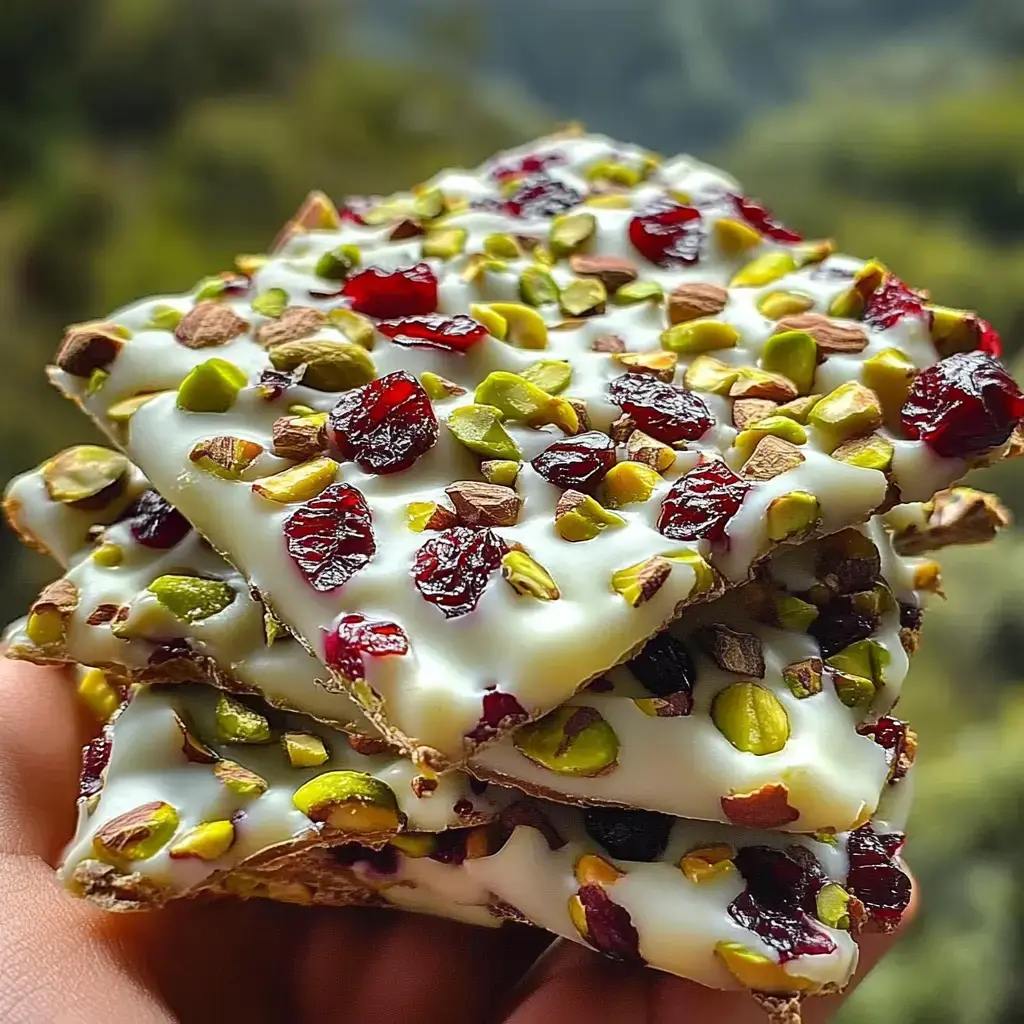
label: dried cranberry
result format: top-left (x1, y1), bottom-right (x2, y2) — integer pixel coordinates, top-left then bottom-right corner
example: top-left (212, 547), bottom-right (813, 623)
top-left (490, 152), bottom-right (564, 182)
top-left (429, 830), bottom-right (472, 865)
top-left (901, 351), bottom-right (1024, 459)
top-left (575, 885), bottom-right (643, 961)
top-left (341, 264), bottom-right (438, 319)
top-left (377, 314), bottom-right (487, 353)
top-left (627, 633), bottom-right (696, 704)
top-left (469, 776), bottom-right (489, 796)
top-left (977, 319), bottom-right (1003, 357)
top-left (412, 526), bottom-right (507, 619)
top-left (734, 846), bottom-right (818, 911)
top-left (328, 370), bottom-right (439, 474)
top-left (339, 196), bottom-right (373, 225)
top-left (628, 197), bottom-right (704, 267)
top-left (809, 606), bottom-right (879, 659)
top-left (863, 276), bottom-right (926, 330)
top-left (583, 807), bottom-right (673, 862)
top-left (729, 193), bottom-right (803, 243)
top-left (499, 177), bottom-right (582, 218)
top-left (658, 460), bottom-right (749, 543)
top-left (899, 602), bottom-right (923, 632)
top-left (284, 483), bottom-right (376, 592)
top-left (126, 490), bottom-right (192, 550)
top-left (728, 891), bottom-right (836, 961)
top-left (857, 716), bottom-right (912, 782)
top-left (79, 731), bottom-right (112, 799)
top-left (845, 825), bottom-right (912, 929)
top-left (466, 691), bottom-right (529, 744)
top-left (531, 432), bottom-right (616, 490)
top-left (607, 374), bottom-right (713, 444)
top-left (323, 613), bottom-right (409, 683)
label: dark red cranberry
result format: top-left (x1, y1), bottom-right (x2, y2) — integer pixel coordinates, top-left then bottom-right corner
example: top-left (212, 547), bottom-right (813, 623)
top-left (899, 602), bottom-right (923, 631)
top-left (728, 891), bottom-right (837, 961)
top-left (575, 885), bottom-right (643, 961)
top-left (377, 314), bottom-right (487, 353)
top-left (328, 370), bottom-right (439, 474)
top-left (490, 152), bottom-right (565, 182)
top-left (977, 319), bottom-right (1003, 357)
top-left (901, 351), bottom-right (1024, 458)
top-left (499, 177), bottom-right (583, 218)
top-left (863, 276), bottom-right (926, 330)
top-left (466, 691), bottom-right (529, 744)
top-left (845, 825), bottom-right (912, 929)
top-left (856, 716), bottom-right (912, 782)
top-left (79, 732), bottom-right (112, 799)
top-left (734, 846), bottom-right (818, 911)
top-left (628, 198), bottom-right (704, 267)
top-left (607, 374), bottom-right (713, 445)
top-left (531, 432), bottom-right (616, 490)
top-left (582, 806), bottom-right (674, 862)
top-left (809, 606), bottom-right (879, 659)
top-left (412, 526), bottom-right (507, 619)
top-left (341, 264), bottom-right (438, 319)
top-left (126, 490), bottom-right (192, 550)
top-left (284, 483), bottom-right (376, 592)
top-left (658, 460), bottom-right (749, 543)
top-left (322, 613), bottom-right (409, 683)
top-left (729, 193), bottom-right (803, 243)
top-left (627, 633), bottom-right (696, 708)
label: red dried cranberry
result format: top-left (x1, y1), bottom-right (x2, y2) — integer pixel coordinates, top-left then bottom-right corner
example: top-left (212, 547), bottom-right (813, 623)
top-left (845, 826), bottom-right (912, 929)
top-left (734, 846), bottom-right (818, 912)
top-left (863, 276), bottom-right (925, 330)
top-left (377, 314), bottom-right (487, 353)
top-left (899, 602), bottom-right (923, 631)
top-left (328, 370), bottom-right (439, 474)
top-left (490, 152), bottom-right (565, 182)
top-left (575, 885), bottom-right (643, 962)
top-left (80, 731), bottom-right (112, 799)
top-left (977, 319), bottom-right (1003, 357)
top-left (856, 716), bottom-right (912, 782)
top-left (284, 483), bottom-right (376, 592)
top-left (126, 490), bottom-right (192, 550)
top-left (323, 613), bottom-right (409, 683)
top-left (628, 197), bottom-right (704, 267)
top-left (728, 891), bottom-right (837, 961)
top-left (531, 432), bottom-right (616, 490)
top-left (466, 691), bottom-right (529, 744)
top-left (901, 351), bottom-right (1024, 458)
top-left (729, 193), bottom-right (803, 243)
top-left (582, 807), bottom-right (673, 862)
top-left (412, 526), bottom-right (507, 619)
top-left (809, 607), bottom-right (879, 659)
top-left (627, 633), bottom-right (696, 705)
top-left (607, 374), bottom-right (713, 444)
top-left (658, 460), bottom-right (750, 543)
top-left (341, 263), bottom-right (438, 319)
top-left (499, 177), bottom-right (583, 218)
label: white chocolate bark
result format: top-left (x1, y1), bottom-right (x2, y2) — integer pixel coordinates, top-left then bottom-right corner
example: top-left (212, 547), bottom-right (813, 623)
top-left (46, 132), bottom-right (1016, 762)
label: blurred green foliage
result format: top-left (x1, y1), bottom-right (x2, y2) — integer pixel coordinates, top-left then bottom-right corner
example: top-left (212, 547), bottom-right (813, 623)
top-left (1, 2), bottom-right (1023, 1021)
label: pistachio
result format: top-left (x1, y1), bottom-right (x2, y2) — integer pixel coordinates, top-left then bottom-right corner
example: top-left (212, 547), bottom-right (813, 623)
top-left (613, 280), bottom-right (663, 305)
top-left (313, 243), bottom-right (361, 280)
top-left (25, 579), bottom-right (78, 647)
top-left (679, 844), bottom-right (737, 884)
top-left (483, 233), bottom-right (521, 259)
top-left (514, 706), bottom-right (619, 777)
top-left (721, 782), bottom-right (800, 828)
top-left (625, 429), bottom-right (676, 472)
top-left (559, 278), bottom-right (607, 318)
top-left (927, 305), bottom-right (986, 357)
top-left (42, 446), bottom-right (130, 509)
top-left (215, 694), bottom-right (272, 744)
top-left (419, 371), bottom-right (466, 401)
top-left (760, 330), bottom-right (817, 395)
top-left (283, 732), bottom-right (330, 768)
top-left (195, 272), bottom-right (248, 301)
top-left (757, 290), bottom-right (815, 320)
top-left (734, 416), bottom-right (808, 462)
top-left (816, 883), bottom-right (852, 930)
top-left (520, 359), bottom-right (572, 394)
top-left (172, 712), bottom-right (218, 764)
top-left (292, 771), bottom-right (404, 834)
top-left (501, 549), bottom-right (560, 600)
top-left (328, 308), bottom-right (376, 350)
top-left (832, 433), bottom-right (894, 472)
top-left (146, 305), bottom-right (186, 331)
top-left (390, 832), bottom-right (438, 858)
top-left (667, 282), bottom-right (729, 325)
top-left (614, 350), bottom-right (678, 383)
top-left (469, 302), bottom-right (508, 339)
top-left (732, 398), bottom-right (779, 430)
top-left (684, 355), bottom-right (740, 395)
top-left (446, 405), bottom-right (523, 460)
top-left (698, 625), bottom-right (766, 678)
top-left (602, 462), bottom-right (661, 507)
top-left (169, 820), bottom-right (236, 861)
top-left (176, 358), bottom-right (247, 413)
top-left (269, 338), bottom-right (376, 392)
top-left (555, 491), bottom-right (626, 542)
top-left (252, 457), bottom-right (339, 503)
top-left (235, 253), bottom-right (269, 276)
top-left (214, 760), bottom-right (269, 796)
top-left (572, 853), bottom-right (624, 887)
top-left (730, 252), bottom-right (797, 288)
top-left (712, 682), bottom-right (790, 755)
top-left (774, 313), bottom-right (868, 356)
top-left (422, 227), bottom-right (467, 260)
top-left (479, 460), bottom-right (521, 487)
top-left (404, 501), bottom-right (456, 533)
top-left (175, 301), bottom-right (249, 349)
top-left (258, 306), bottom-right (327, 348)
top-left (567, 398), bottom-right (590, 433)
top-left (767, 491), bottom-right (821, 541)
top-left (93, 802), bottom-right (180, 863)
top-left (783, 657), bottom-right (824, 699)
top-left (661, 319), bottom-right (739, 355)
top-left (796, 239), bottom-right (836, 266)
top-left (828, 260), bottom-right (886, 318)
top-left (550, 212), bottom-right (596, 258)
top-left (773, 595), bottom-right (819, 632)
top-left (147, 575), bottom-right (234, 623)
top-left (711, 216), bottom-right (761, 256)
top-left (462, 254), bottom-right (509, 285)
top-left (611, 556), bottom-right (672, 607)
top-left (861, 348), bottom-right (917, 428)
top-left (518, 265), bottom-right (560, 307)
top-left (633, 693), bottom-right (694, 718)
top-left (609, 413), bottom-right (637, 443)
top-left (86, 368), bottom-right (109, 396)
top-left (715, 943), bottom-right (817, 995)
top-left (585, 159), bottom-right (643, 187)
top-left (482, 302), bottom-right (548, 349)
top-left (56, 321), bottom-right (129, 377)
top-left (831, 670), bottom-right (876, 708)
top-left (827, 639), bottom-right (889, 687)
top-left (473, 371), bottom-right (578, 434)
top-left (271, 413), bottom-right (328, 462)
top-left (894, 486), bottom-right (1010, 555)
top-left (729, 368), bottom-right (799, 403)
top-left (808, 383), bottom-right (883, 452)
top-left (91, 543), bottom-right (124, 568)
top-left (190, 436), bottom-right (265, 479)
top-left (275, 191), bottom-right (341, 246)
top-left (446, 480), bottom-right (522, 527)
top-left (569, 255), bottom-right (639, 293)
top-left (664, 548), bottom-right (716, 597)
top-left (252, 289), bottom-right (288, 318)
top-left (77, 667), bottom-right (120, 721)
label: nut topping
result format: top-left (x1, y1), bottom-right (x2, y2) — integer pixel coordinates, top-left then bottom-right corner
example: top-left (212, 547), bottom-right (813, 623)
top-left (697, 624), bottom-right (766, 677)
top-left (446, 481), bottom-right (523, 528)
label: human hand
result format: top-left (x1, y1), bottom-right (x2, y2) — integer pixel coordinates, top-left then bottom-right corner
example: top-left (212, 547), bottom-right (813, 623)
top-left (0, 659), bottom-right (912, 1024)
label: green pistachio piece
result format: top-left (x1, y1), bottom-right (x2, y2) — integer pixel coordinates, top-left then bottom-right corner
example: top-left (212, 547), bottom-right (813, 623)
top-left (550, 212), bottom-right (596, 258)
top-left (585, 160), bottom-right (642, 187)
top-left (483, 233), bottom-right (521, 259)
top-left (783, 657), bottom-right (824, 699)
top-left (519, 265), bottom-right (560, 307)
top-left (664, 549), bottom-right (716, 597)
top-left (169, 820), bottom-right (236, 861)
top-left (602, 462), bottom-right (661, 508)
top-left (328, 308), bottom-right (376, 349)
top-left (412, 187), bottom-right (445, 220)
top-left (661, 319), bottom-right (740, 355)
top-left (447, 405), bottom-right (523, 460)
top-left (730, 252), bottom-right (797, 288)
top-left (390, 832), bottom-right (438, 858)
top-left (42, 445), bottom-right (130, 509)
top-left (714, 217), bottom-right (763, 256)
top-left (684, 355), bottom-right (741, 395)
top-left (808, 383), bottom-right (883, 453)
top-left (91, 543), bottom-right (124, 568)
top-left (86, 369), bottom-right (109, 396)
top-left (481, 459), bottom-right (522, 486)
top-left (715, 943), bottom-right (818, 995)
top-left (189, 435), bottom-right (265, 479)
top-left (292, 771), bottom-right (404, 834)
top-left (145, 305), bottom-right (185, 331)
top-left (269, 338), bottom-right (376, 392)
top-left (559, 278), bottom-right (607, 318)
top-left (831, 434), bottom-right (894, 472)
top-left (315, 244), bottom-right (362, 281)
top-left (611, 555), bottom-right (672, 606)
top-left (147, 575), bottom-right (235, 624)
top-left (756, 291), bottom-right (815, 320)
top-left (474, 371), bottom-right (578, 433)
top-left (483, 303), bottom-right (548, 349)
top-left (252, 457), bottom-right (339, 503)
top-left (613, 280), bottom-right (663, 305)
top-left (213, 760), bottom-right (269, 796)
top-left (827, 639), bottom-right (890, 686)
top-left (215, 694), bottom-right (272, 744)
top-left (773, 594), bottom-right (819, 632)
top-left (176, 359), bottom-right (248, 413)
top-left (501, 550), bottom-right (560, 600)
top-left (422, 227), bottom-right (467, 260)
top-left (520, 360), bottom-right (572, 394)
top-left (766, 491), bottom-right (821, 541)
top-left (816, 883), bottom-right (852, 930)
top-left (774, 394), bottom-right (822, 424)
top-left (760, 331), bottom-right (817, 395)
top-left (252, 289), bottom-right (288, 318)
top-left (862, 348), bottom-right (917, 428)
top-left (734, 415), bottom-right (808, 461)
top-left (420, 371), bottom-right (465, 401)
top-left (711, 682), bottom-right (790, 755)
top-left (831, 671), bottom-right (877, 708)
top-left (555, 491), bottom-right (626, 542)
top-left (514, 706), bottom-right (619, 777)
top-left (93, 802), bottom-right (180, 863)
top-left (283, 732), bottom-right (330, 768)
